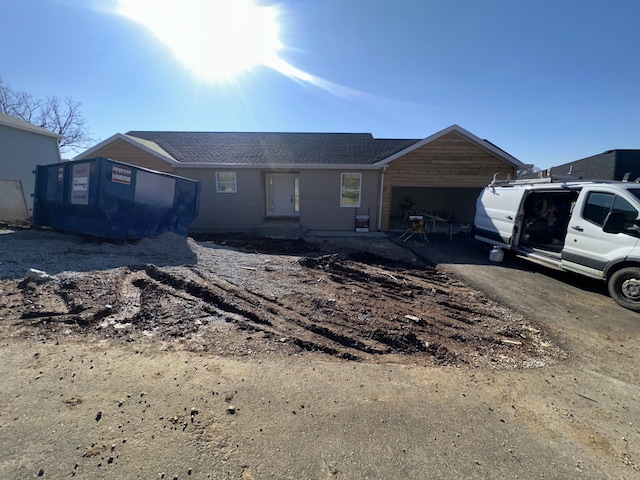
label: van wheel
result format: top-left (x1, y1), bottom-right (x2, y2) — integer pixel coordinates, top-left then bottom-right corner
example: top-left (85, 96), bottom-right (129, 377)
top-left (608, 267), bottom-right (640, 312)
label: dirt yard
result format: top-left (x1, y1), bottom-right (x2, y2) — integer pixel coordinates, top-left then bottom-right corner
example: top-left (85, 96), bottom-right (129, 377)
top-left (0, 228), bottom-right (638, 479)
top-left (1, 231), bottom-right (560, 368)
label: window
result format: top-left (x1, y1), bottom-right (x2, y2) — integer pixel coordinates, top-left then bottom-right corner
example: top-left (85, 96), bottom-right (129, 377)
top-left (583, 192), bottom-right (613, 226)
top-left (583, 192), bottom-right (639, 230)
top-left (215, 172), bottom-right (237, 193)
top-left (341, 173), bottom-right (361, 207)
top-left (612, 196), bottom-right (639, 230)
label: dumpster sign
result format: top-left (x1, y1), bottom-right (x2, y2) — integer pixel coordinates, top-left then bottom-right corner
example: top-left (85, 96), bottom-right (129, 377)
top-left (71, 163), bottom-right (90, 205)
top-left (112, 165), bottom-right (132, 185)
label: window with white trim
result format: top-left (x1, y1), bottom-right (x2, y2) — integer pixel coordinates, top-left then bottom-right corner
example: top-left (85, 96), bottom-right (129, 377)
top-left (215, 172), bottom-right (237, 193)
top-left (340, 173), bottom-right (361, 207)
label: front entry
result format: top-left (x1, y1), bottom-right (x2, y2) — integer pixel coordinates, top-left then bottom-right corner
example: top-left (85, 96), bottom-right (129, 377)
top-left (266, 173), bottom-right (299, 217)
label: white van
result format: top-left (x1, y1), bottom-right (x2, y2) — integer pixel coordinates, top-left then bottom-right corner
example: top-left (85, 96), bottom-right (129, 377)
top-left (474, 176), bottom-right (640, 311)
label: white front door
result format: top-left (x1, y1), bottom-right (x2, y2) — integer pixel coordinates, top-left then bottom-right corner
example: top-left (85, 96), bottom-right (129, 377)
top-left (266, 173), bottom-right (299, 217)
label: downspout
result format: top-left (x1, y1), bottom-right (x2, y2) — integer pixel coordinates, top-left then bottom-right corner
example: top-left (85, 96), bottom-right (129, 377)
top-left (377, 165), bottom-right (387, 231)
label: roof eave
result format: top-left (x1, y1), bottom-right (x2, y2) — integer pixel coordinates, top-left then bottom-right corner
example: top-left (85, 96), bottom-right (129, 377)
top-left (73, 133), bottom-right (179, 164)
top-left (175, 163), bottom-right (383, 170)
top-left (0, 112), bottom-right (62, 139)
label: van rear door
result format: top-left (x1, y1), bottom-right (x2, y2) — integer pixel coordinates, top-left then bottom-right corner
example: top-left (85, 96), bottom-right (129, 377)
top-left (474, 186), bottom-right (524, 248)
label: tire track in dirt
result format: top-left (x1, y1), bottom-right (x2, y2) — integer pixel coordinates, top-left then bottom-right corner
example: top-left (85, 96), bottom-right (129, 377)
top-left (142, 265), bottom-right (383, 360)
top-left (2, 248), bottom-right (564, 367)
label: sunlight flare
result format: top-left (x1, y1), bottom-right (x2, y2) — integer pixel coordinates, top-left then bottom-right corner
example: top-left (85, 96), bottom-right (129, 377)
top-left (114, 0), bottom-right (389, 105)
top-left (117, 0), bottom-right (283, 82)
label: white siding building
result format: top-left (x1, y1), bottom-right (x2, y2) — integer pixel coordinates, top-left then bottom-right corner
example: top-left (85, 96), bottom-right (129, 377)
top-left (0, 112), bottom-right (62, 216)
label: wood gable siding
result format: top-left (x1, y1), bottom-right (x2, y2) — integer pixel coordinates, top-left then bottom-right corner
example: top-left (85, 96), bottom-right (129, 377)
top-left (380, 132), bottom-right (517, 230)
top-left (88, 140), bottom-right (174, 173)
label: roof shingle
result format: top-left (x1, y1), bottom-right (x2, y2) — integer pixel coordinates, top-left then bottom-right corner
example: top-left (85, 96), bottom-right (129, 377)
top-left (125, 131), bottom-right (418, 165)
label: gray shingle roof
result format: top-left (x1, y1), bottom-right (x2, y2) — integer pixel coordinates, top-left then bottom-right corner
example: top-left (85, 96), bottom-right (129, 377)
top-left (125, 131), bottom-right (418, 165)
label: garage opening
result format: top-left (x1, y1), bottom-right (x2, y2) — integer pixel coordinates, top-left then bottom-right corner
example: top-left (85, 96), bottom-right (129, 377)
top-left (390, 187), bottom-right (482, 230)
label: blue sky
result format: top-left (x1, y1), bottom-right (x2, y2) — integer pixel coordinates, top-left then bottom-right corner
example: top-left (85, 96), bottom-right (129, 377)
top-left (2, 0), bottom-right (640, 168)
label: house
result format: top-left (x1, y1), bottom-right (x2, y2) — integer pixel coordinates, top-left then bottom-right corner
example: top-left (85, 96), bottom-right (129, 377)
top-left (546, 150), bottom-right (640, 181)
top-left (75, 124), bottom-right (523, 235)
top-left (0, 112), bottom-right (62, 219)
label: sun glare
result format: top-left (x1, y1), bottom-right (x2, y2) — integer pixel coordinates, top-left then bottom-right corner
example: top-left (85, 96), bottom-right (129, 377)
top-left (114, 0), bottom-right (382, 103)
top-left (117, 0), bottom-right (283, 82)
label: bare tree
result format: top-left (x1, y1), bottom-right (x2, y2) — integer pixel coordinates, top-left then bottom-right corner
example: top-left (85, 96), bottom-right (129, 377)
top-left (0, 76), bottom-right (95, 153)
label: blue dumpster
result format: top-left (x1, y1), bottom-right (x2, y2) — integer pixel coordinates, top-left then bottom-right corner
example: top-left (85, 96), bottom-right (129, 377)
top-left (33, 157), bottom-right (200, 239)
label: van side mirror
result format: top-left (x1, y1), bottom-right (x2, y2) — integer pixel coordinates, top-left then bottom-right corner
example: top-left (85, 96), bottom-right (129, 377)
top-left (603, 211), bottom-right (626, 234)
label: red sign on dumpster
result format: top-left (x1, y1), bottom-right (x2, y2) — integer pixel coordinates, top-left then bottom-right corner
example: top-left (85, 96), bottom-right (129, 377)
top-left (112, 165), bottom-right (132, 185)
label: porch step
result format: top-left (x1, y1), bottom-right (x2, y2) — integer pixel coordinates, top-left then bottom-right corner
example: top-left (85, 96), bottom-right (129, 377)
top-left (256, 221), bottom-right (307, 239)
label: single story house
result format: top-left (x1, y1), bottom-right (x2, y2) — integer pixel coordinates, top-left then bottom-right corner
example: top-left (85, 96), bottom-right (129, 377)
top-left (0, 112), bottom-right (62, 218)
top-left (75, 124), bottom-right (523, 235)
top-left (546, 150), bottom-right (640, 181)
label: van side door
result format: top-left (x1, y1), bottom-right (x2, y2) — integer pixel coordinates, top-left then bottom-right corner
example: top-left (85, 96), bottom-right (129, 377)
top-left (562, 187), bottom-right (640, 278)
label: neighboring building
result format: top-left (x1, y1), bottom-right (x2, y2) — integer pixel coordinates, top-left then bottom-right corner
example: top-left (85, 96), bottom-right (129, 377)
top-left (546, 150), bottom-right (640, 181)
top-left (75, 124), bottom-right (523, 234)
top-left (0, 112), bottom-right (62, 215)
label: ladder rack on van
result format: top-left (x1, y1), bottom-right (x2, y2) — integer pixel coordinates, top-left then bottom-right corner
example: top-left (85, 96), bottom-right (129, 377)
top-left (488, 173), bottom-right (577, 187)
